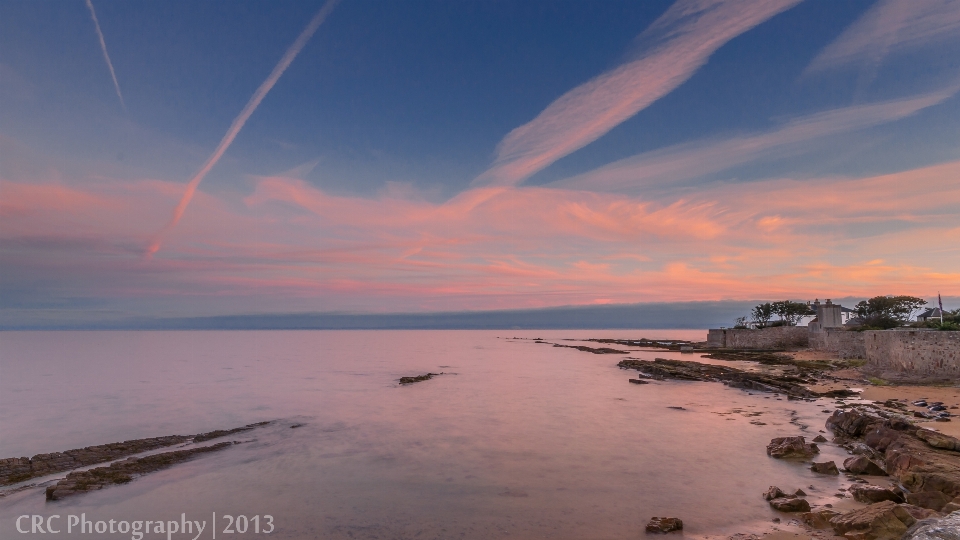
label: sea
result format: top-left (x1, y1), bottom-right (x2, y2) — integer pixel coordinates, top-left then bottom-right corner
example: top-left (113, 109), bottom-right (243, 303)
top-left (0, 330), bottom-right (855, 539)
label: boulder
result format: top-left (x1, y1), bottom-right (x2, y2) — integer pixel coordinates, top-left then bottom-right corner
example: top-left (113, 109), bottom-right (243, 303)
top-left (905, 491), bottom-right (950, 512)
top-left (850, 484), bottom-right (903, 503)
top-left (801, 509), bottom-right (841, 529)
top-left (845, 455), bottom-right (888, 476)
top-left (763, 486), bottom-right (786, 500)
top-left (941, 496), bottom-right (960, 514)
top-left (865, 425), bottom-right (906, 453)
top-left (901, 511), bottom-right (960, 540)
top-left (829, 501), bottom-right (917, 540)
top-left (828, 409), bottom-right (884, 438)
top-left (811, 461), bottom-right (841, 475)
top-left (767, 436), bottom-right (820, 459)
top-left (645, 517), bottom-right (682, 533)
top-left (915, 430), bottom-right (960, 452)
top-left (814, 435), bottom-right (828, 443)
top-left (770, 497), bottom-right (811, 512)
top-left (899, 504), bottom-right (941, 520)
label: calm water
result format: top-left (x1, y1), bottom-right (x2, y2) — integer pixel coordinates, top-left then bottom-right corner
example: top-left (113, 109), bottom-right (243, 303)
top-left (0, 330), bottom-right (853, 539)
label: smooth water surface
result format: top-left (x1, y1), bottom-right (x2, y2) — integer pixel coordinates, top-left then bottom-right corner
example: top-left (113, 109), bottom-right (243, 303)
top-left (1, 330), bottom-right (850, 539)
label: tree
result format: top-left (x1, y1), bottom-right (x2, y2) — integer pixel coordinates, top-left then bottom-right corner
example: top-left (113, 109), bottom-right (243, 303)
top-left (751, 303), bottom-right (773, 328)
top-left (734, 316), bottom-right (749, 329)
top-left (771, 300), bottom-right (814, 326)
top-left (854, 295), bottom-right (927, 329)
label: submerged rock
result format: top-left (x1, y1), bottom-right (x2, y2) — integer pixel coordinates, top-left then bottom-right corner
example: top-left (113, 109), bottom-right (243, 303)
top-left (399, 373), bottom-right (441, 384)
top-left (645, 517), bottom-right (682, 533)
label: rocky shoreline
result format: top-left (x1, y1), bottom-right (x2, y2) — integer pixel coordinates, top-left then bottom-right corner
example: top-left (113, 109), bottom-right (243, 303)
top-left (603, 341), bottom-right (960, 539)
top-left (752, 403), bottom-right (960, 539)
top-left (617, 357), bottom-right (857, 399)
top-left (0, 422), bottom-right (271, 491)
top-left (45, 442), bottom-right (236, 500)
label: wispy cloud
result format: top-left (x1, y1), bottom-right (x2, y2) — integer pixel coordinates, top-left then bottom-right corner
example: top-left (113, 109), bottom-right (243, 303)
top-left (84, 0), bottom-right (125, 112)
top-left (472, 0), bottom-right (801, 187)
top-left (553, 83), bottom-right (959, 193)
top-left (806, 0), bottom-right (960, 73)
top-left (145, 0), bottom-right (340, 258)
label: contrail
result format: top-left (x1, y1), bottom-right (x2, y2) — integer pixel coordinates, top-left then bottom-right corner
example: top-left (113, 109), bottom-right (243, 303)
top-left (85, 0), bottom-right (126, 112)
top-left (145, 0), bottom-right (340, 258)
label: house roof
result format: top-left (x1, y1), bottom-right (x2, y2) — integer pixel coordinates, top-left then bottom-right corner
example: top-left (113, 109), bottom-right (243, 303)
top-left (917, 308), bottom-right (942, 318)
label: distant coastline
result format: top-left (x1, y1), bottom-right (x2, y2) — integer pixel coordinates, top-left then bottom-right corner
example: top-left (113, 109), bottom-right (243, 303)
top-left (0, 301), bottom-right (759, 331)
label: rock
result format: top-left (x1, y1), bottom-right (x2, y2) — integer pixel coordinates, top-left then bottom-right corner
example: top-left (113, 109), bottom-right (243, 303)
top-left (767, 436), bottom-right (820, 459)
top-left (615, 358), bottom-right (817, 398)
top-left (900, 504), bottom-right (941, 520)
top-left (770, 497), bottom-right (811, 512)
top-left (844, 455), bottom-right (888, 476)
top-left (915, 429), bottom-right (960, 452)
top-left (829, 501), bottom-right (917, 540)
top-left (795, 488), bottom-right (807, 496)
top-left (901, 510), bottom-right (960, 540)
top-left (802, 509), bottom-right (841, 529)
top-left (814, 435), bottom-right (828, 443)
top-left (399, 373), bottom-right (440, 384)
top-left (905, 491), bottom-right (950, 512)
top-left (864, 426), bottom-right (906, 454)
top-left (764, 486), bottom-right (787, 500)
top-left (1, 422), bottom-right (270, 486)
top-left (645, 517), bottom-right (683, 533)
top-left (883, 430), bottom-right (960, 497)
top-left (941, 496), bottom-right (960, 514)
top-left (45, 442), bottom-right (235, 500)
top-left (628, 379), bottom-right (649, 384)
top-left (828, 408), bottom-right (884, 438)
top-left (850, 484), bottom-right (903, 503)
top-left (812, 461), bottom-right (841, 475)
top-left (849, 441), bottom-right (884, 458)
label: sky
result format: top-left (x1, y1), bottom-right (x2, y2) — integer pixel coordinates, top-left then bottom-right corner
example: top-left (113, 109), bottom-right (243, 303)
top-left (1, 0), bottom-right (959, 326)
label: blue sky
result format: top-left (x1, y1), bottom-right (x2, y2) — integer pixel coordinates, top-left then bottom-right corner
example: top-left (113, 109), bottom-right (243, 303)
top-left (1, 0), bottom-right (959, 323)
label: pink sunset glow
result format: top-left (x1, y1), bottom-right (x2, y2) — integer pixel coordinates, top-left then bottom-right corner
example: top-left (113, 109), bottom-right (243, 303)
top-left (3, 157), bottom-right (958, 314)
top-left (2, 0), bottom-right (959, 324)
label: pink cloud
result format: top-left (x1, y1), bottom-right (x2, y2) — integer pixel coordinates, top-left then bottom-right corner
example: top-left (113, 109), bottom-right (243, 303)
top-left (806, 0), bottom-right (960, 73)
top-left (2, 158), bottom-right (959, 313)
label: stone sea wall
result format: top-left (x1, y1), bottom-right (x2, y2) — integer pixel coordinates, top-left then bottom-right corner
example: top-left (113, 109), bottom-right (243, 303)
top-left (706, 327), bottom-right (809, 349)
top-left (864, 329), bottom-right (960, 379)
top-left (809, 329), bottom-right (866, 359)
